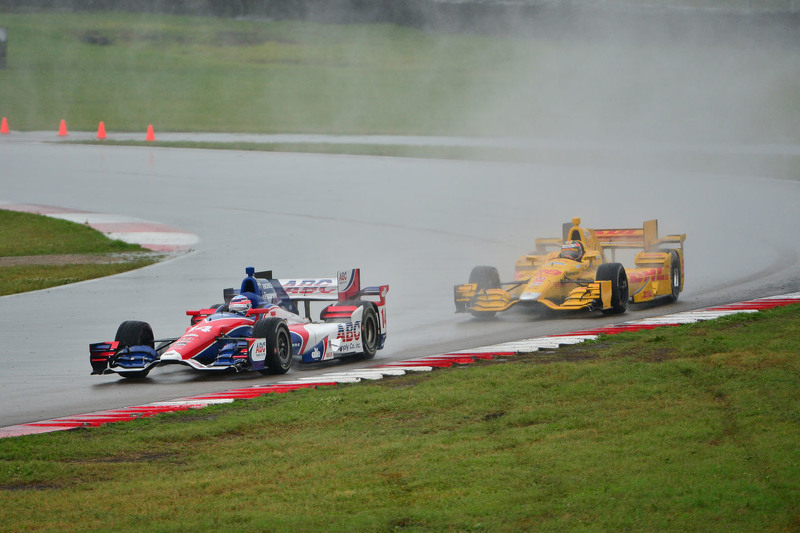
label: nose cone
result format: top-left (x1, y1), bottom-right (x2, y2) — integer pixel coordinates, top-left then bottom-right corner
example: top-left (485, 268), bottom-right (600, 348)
top-left (520, 291), bottom-right (541, 302)
top-left (160, 350), bottom-right (182, 361)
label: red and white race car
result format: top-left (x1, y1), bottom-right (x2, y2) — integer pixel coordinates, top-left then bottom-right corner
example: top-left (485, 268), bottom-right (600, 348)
top-left (90, 267), bottom-right (388, 378)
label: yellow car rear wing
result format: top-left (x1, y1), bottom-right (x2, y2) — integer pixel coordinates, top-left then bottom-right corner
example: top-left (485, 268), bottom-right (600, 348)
top-left (591, 219), bottom-right (685, 252)
top-left (535, 218), bottom-right (685, 254)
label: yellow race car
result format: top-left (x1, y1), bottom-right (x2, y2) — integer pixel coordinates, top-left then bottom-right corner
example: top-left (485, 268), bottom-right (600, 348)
top-left (454, 217), bottom-right (685, 318)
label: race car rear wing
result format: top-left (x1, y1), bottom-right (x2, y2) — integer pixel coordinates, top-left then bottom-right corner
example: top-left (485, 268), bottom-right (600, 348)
top-left (278, 269), bottom-right (388, 319)
top-left (593, 219), bottom-right (685, 252)
top-left (278, 269), bottom-right (374, 302)
top-left (530, 218), bottom-right (684, 260)
top-left (221, 267), bottom-right (387, 320)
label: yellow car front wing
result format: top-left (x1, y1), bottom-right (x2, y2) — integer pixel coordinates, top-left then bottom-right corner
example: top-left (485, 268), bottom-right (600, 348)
top-left (454, 280), bottom-right (614, 314)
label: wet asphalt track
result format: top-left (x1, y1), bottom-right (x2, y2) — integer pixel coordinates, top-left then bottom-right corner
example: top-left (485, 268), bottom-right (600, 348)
top-left (1, 139), bottom-right (799, 426)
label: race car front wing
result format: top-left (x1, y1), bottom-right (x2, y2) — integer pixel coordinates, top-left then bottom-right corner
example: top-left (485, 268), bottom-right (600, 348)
top-left (455, 280), bottom-right (613, 314)
top-left (90, 341), bottom-right (160, 376)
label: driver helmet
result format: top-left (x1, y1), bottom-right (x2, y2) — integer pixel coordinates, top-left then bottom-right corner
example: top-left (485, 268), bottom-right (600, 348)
top-left (559, 240), bottom-right (585, 262)
top-left (229, 295), bottom-right (252, 315)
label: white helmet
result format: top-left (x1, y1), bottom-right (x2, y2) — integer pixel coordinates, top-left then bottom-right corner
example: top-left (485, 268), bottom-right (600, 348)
top-left (229, 295), bottom-right (252, 315)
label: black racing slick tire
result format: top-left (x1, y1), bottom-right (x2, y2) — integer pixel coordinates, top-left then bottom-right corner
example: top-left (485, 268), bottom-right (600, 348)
top-left (468, 266), bottom-right (501, 319)
top-left (596, 262), bottom-right (629, 315)
top-left (114, 320), bottom-right (155, 378)
top-left (253, 318), bottom-right (292, 375)
top-left (469, 266), bottom-right (501, 289)
top-left (666, 250), bottom-right (682, 302)
top-left (358, 302), bottom-right (380, 359)
top-left (470, 310), bottom-right (497, 320)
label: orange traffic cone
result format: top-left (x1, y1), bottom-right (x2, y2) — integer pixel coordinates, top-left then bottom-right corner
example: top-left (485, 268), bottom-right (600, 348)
top-left (97, 121), bottom-right (106, 140)
top-left (58, 119), bottom-right (68, 136)
top-left (1, 117), bottom-right (9, 134)
top-left (145, 124), bottom-right (155, 142)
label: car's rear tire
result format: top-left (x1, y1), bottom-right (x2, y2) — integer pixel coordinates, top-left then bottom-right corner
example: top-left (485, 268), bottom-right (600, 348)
top-left (666, 250), bottom-right (681, 302)
top-left (114, 320), bottom-right (154, 378)
top-left (253, 318), bottom-right (292, 375)
top-left (321, 301), bottom-right (381, 358)
top-left (358, 303), bottom-right (380, 359)
top-left (597, 263), bottom-right (629, 315)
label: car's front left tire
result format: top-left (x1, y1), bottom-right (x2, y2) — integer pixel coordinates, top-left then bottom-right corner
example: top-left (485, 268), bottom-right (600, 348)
top-left (253, 318), bottom-right (292, 375)
top-left (597, 262), bottom-right (629, 315)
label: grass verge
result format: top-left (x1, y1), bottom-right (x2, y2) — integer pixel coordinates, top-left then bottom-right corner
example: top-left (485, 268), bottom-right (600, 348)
top-left (0, 304), bottom-right (798, 530)
top-left (0, 209), bottom-right (160, 295)
top-left (2, 11), bottom-right (799, 145)
top-left (3, 11), bottom-right (799, 179)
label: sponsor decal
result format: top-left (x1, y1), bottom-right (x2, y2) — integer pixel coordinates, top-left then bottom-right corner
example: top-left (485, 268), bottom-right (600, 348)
top-left (249, 338), bottom-right (267, 362)
top-left (334, 321), bottom-right (362, 352)
top-left (301, 339), bottom-right (330, 363)
top-left (596, 230), bottom-right (639, 235)
top-left (338, 271), bottom-right (351, 293)
top-left (282, 278), bottom-right (336, 296)
top-left (337, 269), bottom-right (359, 297)
top-left (628, 268), bottom-right (668, 284)
top-left (539, 269), bottom-right (562, 277)
top-left (175, 333), bottom-right (198, 347)
top-left (336, 321), bottom-right (362, 343)
top-left (530, 270), bottom-right (560, 286)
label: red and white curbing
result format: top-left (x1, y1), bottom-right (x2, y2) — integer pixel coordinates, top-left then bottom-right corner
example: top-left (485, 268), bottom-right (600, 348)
top-left (0, 203), bottom-right (198, 252)
top-left (1, 291), bottom-right (798, 439)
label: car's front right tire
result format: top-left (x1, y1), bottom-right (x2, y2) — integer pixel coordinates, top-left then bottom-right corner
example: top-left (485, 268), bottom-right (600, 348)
top-left (114, 320), bottom-right (155, 378)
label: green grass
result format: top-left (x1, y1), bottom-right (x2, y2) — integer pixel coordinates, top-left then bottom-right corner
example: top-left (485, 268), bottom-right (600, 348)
top-left (0, 209), bottom-right (144, 256)
top-left (2, 11), bottom-right (799, 145)
top-left (3, 11), bottom-right (799, 180)
top-left (0, 262), bottom-right (157, 296)
top-left (0, 12), bottom-right (507, 135)
top-left (1, 305), bottom-right (799, 531)
top-left (0, 209), bottom-right (159, 295)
